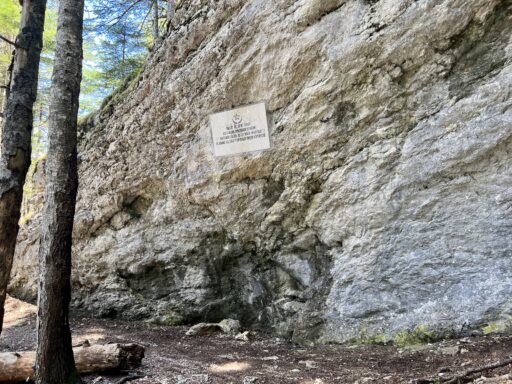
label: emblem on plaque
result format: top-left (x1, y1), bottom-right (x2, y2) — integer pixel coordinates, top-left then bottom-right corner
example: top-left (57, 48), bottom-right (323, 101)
top-left (233, 114), bottom-right (242, 124)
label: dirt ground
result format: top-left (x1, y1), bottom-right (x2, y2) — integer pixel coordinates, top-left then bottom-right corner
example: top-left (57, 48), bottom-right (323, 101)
top-left (1, 297), bottom-right (511, 384)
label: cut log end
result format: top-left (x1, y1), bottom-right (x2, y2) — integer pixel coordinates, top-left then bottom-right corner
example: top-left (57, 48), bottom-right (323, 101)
top-left (117, 343), bottom-right (145, 371)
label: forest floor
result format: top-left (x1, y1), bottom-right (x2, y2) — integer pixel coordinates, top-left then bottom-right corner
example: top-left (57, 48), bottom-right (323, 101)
top-left (1, 296), bottom-right (511, 384)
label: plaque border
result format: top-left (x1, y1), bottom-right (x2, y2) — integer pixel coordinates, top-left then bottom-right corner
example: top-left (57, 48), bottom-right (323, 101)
top-left (208, 100), bottom-right (272, 158)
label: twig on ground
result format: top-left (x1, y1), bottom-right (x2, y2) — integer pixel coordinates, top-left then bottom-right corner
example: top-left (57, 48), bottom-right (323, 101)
top-left (443, 357), bottom-right (512, 384)
top-left (116, 374), bottom-right (146, 384)
top-left (415, 357), bottom-right (512, 384)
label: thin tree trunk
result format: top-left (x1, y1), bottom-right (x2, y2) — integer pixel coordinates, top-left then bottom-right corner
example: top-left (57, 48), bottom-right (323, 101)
top-left (35, 0), bottom-right (84, 382)
top-left (122, 31), bottom-right (126, 77)
top-left (167, 0), bottom-right (174, 23)
top-left (1, 54), bottom-right (14, 115)
top-left (152, 0), bottom-right (159, 40)
top-left (0, 0), bottom-right (47, 336)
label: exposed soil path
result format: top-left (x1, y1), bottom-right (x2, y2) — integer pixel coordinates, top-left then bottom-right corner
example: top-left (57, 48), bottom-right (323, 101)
top-left (1, 297), bottom-right (511, 383)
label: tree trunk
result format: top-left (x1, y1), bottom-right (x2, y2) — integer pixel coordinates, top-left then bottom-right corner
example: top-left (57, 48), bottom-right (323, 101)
top-left (152, 0), bottom-right (159, 40)
top-left (0, 0), bottom-right (47, 336)
top-left (35, 0), bottom-right (84, 382)
top-left (0, 344), bottom-right (145, 382)
top-left (167, 0), bottom-right (174, 23)
top-left (122, 31), bottom-right (126, 77)
top-left (1, 53), bottom-right (15, 118)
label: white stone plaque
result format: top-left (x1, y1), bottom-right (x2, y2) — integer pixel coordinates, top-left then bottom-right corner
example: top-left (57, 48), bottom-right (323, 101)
top-left (209, 102), bottom-right (270, 157)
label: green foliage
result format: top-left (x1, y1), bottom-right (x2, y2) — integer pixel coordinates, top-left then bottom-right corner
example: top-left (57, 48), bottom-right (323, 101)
top-left (153, 310), bottom-right (184, 326)
top-left (0, 0), bottom-right (21, 108)
top-left (41, 7), bottom-right (58, 62)
top-left (482, 317), bottom-right (512, 335)
top-left (22, 154), bottom-right (46, 196)
top-left (0, 0), bottom-right (56, 158)
top-left (349, 325), bottom-right (441, 347)
top-left (483, 323), bottom-right (501, 334)
top-left (348, 326), bottom-right (391, 345)
top-left (394, 325), bottom-right (438, 347)
top-left (31, 6), bottom-right (58, 159)
top-left (0, 0), bottom-right (20, 39)
top-left (1, 0), bottom-right (160, 154)
top-left (19, 210), bottom-right (36, 226)
top-left (84, 0), bottom-right (164, 85)
top-left (95, 24), bottom-right (146, 86)
top-left (20, 154), bottom-right (46, 226)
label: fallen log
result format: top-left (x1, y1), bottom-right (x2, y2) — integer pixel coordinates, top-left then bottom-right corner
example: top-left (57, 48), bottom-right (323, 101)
top-left (0, 343), bottom-right (145, 382)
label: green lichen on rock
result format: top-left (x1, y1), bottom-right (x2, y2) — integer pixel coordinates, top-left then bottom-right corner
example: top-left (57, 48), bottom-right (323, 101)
top-left (100, 64), bottom-right (146, 112)
top-left (22, 154), bottom-right (46, 197)
top-left (394, 325), bottom-right (438, 347)
top-left (19, 154), bottom-right (47, 226)
top-left (19, 210), bottom-right (36, 226)
top-left (482, 317), bottom-right (512, 335)
top-left (78, 63), bottom-right (147, 134)
top-left (151, 311), bottom-right (185, 326)
top-left (343, 326), bottom-right (391, 346)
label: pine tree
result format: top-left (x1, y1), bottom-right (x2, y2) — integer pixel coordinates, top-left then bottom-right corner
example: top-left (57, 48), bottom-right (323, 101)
top-left (0, 0), bottom-right (47, 335)
top-left (35, 0), bottom-right (85, 381)
top-left (0, 0), bottom-right (20, 117)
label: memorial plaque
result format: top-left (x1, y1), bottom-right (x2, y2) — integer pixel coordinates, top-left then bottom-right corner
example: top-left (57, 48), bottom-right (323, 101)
top-left (209, 102), bottom-right (271, 157)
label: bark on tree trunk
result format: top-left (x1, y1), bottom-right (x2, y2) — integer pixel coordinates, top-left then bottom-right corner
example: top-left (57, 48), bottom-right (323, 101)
top-left (1, 54), bottom-right (15, 117)
top-left (167, 0), bottom-right (174, 23)
top-left (0, 0), bottom-right (47, 336)
top-left (153, 0), bottom-right (159, 40)
top-left (35, 0), bottom-right (84, 382)
top-left (0, 344), bottom-right (145, 382)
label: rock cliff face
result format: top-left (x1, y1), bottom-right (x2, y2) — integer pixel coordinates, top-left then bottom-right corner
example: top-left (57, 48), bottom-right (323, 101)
top-left (11, 0), bottom-right (512, 343)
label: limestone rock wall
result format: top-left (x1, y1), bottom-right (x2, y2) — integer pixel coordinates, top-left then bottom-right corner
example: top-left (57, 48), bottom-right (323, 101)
top-left (11, 0), bottom-right (512, 343)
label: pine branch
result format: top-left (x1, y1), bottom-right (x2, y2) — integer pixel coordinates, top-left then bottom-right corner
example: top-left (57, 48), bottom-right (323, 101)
top-left (106, 0), bottom-right (145, 31)
top-left (137, 6), bottom-right (153, 36)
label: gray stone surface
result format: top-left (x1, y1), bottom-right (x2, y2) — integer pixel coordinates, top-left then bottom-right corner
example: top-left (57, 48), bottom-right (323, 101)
top-left (10, 0), bottom-right (512, 343)
top-left (218, 319), bottom-right (242, 335)
top-left (186, 323), bottom-right (222, 336)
